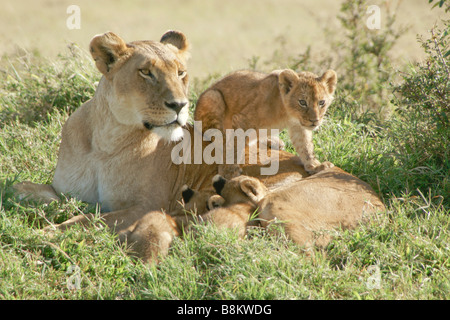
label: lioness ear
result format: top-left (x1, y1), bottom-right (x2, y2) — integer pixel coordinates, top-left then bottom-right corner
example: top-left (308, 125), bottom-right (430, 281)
top-left (90, 32), bottom-right (130, 77)
top-left (278, 69), bottom-right (299, 95)
top-left (320, 69), bottom-right (337, 94)
top-left (160, 30), bottom-right (190, 62)
top-left (239, 178), bottom-right (266, 204)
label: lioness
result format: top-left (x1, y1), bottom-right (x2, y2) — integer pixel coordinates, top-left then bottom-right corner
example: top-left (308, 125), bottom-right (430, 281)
top-left (14, 30), bottom-right (218, 232)
top-left (12, 31), bottom-right (384, 264)
top-left (194, 69), bottom-right (337, 177)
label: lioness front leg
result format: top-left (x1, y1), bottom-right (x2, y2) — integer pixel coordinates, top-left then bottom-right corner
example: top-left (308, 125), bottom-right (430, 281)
top-left (288, 124), bottom-right (334, 174)
top-left (49, 207), bottom-right (179, 265)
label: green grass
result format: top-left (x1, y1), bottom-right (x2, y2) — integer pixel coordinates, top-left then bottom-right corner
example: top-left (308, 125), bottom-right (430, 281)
top-left (1, 28), bottom-right (449, 300)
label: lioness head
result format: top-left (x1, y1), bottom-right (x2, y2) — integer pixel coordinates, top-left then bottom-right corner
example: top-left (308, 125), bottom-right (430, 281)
top-left (90, 30), bottom-right (190, 141)
top-left (278, 69), bottom-right (337, 130)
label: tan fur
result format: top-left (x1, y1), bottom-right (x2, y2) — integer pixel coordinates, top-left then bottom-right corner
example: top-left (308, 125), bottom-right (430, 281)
top-left (170, 185), bottom-right (261, 240)
top-left (170, 186), bottom-right (220, 233)
top-left (194, 175), bottom-right (268, 238)
top-left (212, 168), bottom-right (385, 250)
top-left (119, 210), bottom-right (180, 264)
top-left (12, 31), bottom-right (383, 264)
top-left (121, 185), bottom-right (217, 264)
top-left (161, 185), bottom-right (251, 239)
top-left (199, 203), bottom-right (255, 238)
top-left (14, 31), bottom-right (197, 213)
top-left (194, 69), bottom-right (337, 176)
top-left (12, 31), bottom-right (217, 264)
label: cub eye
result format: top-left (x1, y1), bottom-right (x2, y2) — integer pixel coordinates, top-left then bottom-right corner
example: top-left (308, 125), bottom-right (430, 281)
top-left (298, 100), bottom-right (307, 107)
top-left (319, 100), bottom-right (326, 107)
top-left (139, 69), bottom-right (155, 80)
top-left (178, 70), bottom-right (187, 78)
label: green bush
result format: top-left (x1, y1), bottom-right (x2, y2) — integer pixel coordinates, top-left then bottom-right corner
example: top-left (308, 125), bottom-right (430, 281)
top-left (0, 44), bottom-right (98, 127)
top-left (333, 0), bottom-right (404, 119)
top-left (391, 21), bottom-right (450, 166)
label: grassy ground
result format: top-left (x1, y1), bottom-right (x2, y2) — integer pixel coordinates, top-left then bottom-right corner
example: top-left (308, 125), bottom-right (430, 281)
top-left (0, 0), bottom-right (449, 301)
top-left (1, 54), bottom-right (449, 300)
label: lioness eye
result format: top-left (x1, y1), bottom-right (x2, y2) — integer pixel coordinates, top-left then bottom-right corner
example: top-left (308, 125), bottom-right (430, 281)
top-left (139, 69), bottom-right (155, 80)
top-left (178, 70), bottom-right (187, 78)
top-left (319, 100), bottom-right (326, 107)
top-left (298, 100), bottom-right (307, 107)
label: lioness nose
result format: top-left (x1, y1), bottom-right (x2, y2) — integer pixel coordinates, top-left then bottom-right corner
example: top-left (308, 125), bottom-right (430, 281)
top-left (165, 100), bottom-right (187, 114)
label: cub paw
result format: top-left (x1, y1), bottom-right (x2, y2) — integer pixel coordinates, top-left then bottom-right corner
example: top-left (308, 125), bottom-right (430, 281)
top-left (265, 136), bottom-right (285, 150)
top-left (304, 161), bottom-right (334, 174)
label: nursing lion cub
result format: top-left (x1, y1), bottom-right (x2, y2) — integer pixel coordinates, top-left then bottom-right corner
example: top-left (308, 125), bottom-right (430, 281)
top-left (194, 69), bottom-right (337, 177)
top-left (123, 185), bottom-right (219, 264)
top-left (211, 169), bottom-right (385, 250)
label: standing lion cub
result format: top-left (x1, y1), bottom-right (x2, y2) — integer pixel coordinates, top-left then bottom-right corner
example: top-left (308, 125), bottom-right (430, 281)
top-left (194, 69), bottom-right (337, 176)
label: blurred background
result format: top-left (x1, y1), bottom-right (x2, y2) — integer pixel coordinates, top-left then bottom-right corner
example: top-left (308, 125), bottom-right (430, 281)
top-left (0, 0), bottom-right (446, 79)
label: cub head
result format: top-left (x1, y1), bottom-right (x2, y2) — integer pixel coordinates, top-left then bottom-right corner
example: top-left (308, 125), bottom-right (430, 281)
top-left (90, 31), bottom-right (190, 141)
top-left (178, 185), bottom-right (225, 215)
top-left (278, 69), bottom-right (337, 130)
top-left (212, 174), bottom-right (267, 206)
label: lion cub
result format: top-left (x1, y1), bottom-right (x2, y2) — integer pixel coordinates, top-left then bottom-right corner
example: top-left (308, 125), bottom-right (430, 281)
top-left (122, 185), bottom-right (220, 264)
top-left (194, 69), bottom-right (337, 176)
top-left (174, 184), bottom-right (253, 238)
top-left (171, 185), bottom-right (224, 231)
top-left (212, 169), bottom-right (384, 250)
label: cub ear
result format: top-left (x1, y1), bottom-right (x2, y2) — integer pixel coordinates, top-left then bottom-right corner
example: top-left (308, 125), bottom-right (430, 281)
top-left (319, 69), bottom-right (337, 94)
top-left (181, 185), bottom-right (195, 204)
top-left (278, 69), bottom-right (299, 95)
top-left (212, 175), bottom-right (227, 195)
top-left (90, 32), bottom-right (130, 77)
top-left (160, 30), bottom-right (190, 62)
top-left (207, 195), bottom-right (225, 210)
top-left (239, 178), bottom-right (267, 204)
